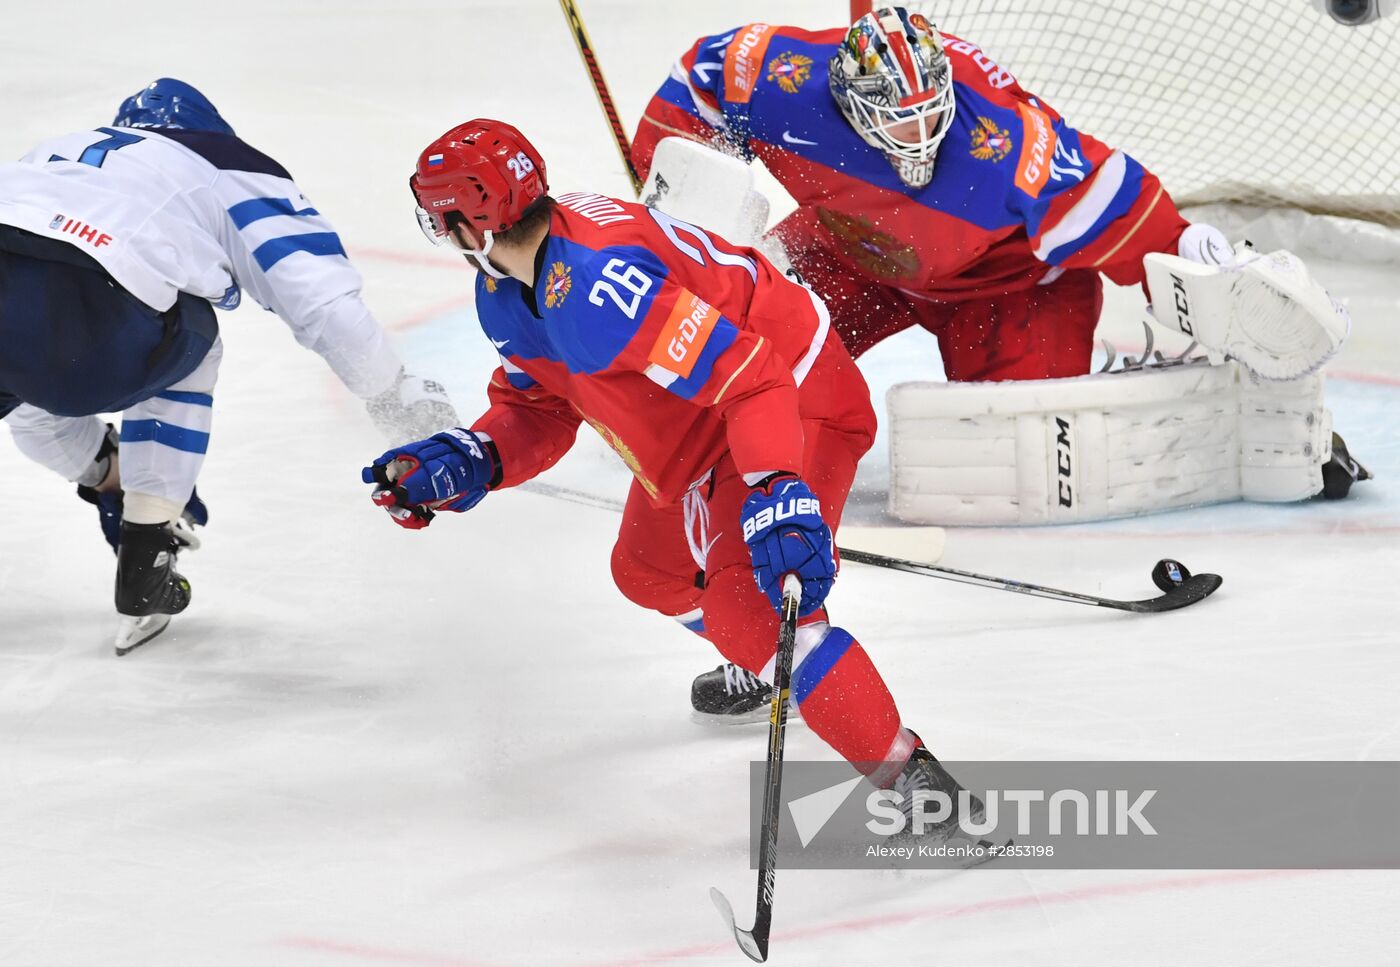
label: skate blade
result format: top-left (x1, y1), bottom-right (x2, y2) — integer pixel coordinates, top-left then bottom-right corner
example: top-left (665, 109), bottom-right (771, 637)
top-left (114, 614), bottom-right (171, 657)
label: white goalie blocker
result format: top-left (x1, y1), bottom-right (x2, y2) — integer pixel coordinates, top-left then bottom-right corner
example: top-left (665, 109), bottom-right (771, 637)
top-left (888, 361), bottom-right (1333, 525)
top-left (640, 136), bottom-right (771, 247)
top-left (1144, 242), bottom-right (1351, 381)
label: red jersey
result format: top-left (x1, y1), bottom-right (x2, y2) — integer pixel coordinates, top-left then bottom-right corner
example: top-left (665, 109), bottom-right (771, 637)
top-left (468, 193), bottom-right (871, 506)
top-left (633, 24), bottom-right (1189, 298)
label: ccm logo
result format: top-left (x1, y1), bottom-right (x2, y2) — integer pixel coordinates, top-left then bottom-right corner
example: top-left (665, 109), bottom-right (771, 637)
top-left (1171, 273), bottom-right (1194, 335)
top-left (1055, 417), bottom-right (1073, 508)
top-left (743, 496), bottom-right (821, 541)
top-left (431, 198), bottom-right (455, 208)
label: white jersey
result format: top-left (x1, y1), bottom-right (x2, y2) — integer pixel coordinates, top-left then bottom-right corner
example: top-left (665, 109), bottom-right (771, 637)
top-left (0, 125), bottom-right (400, 397)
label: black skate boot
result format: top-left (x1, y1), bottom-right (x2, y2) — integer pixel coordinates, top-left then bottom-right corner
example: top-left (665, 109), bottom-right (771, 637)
top-left (889, 746), bottom-right (987, 846)
top-left (113, 521), bottom-right (192, 656)
top-left (1319, 432), bottom-right (1372, 499)
top-left (691, 663), bottom-right (774, 723)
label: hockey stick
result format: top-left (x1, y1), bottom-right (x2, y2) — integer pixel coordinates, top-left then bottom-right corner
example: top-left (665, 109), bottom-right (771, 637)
top-left (837, 548), bottom-right (1222, 613)
top-left (557, 0), bottom-right (643, 197)
top-left (519, 480), bottom-right (1220, 610)
top-left (710, 573), bottom-right (801, 963)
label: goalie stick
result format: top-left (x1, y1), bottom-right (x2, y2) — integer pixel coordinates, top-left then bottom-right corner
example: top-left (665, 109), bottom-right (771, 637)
top-left (557, 0), bottom-right (643, 197)
top-left (710, 573), bottom-right (800, 963)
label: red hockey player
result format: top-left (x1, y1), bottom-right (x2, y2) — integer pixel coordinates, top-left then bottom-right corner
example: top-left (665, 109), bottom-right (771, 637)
top-left (634, 5), bottom-right (1368, 718)
top-left (361, 118), bottom-right (983, 834)
top-left (632, 6), bottom-right (1219, 377)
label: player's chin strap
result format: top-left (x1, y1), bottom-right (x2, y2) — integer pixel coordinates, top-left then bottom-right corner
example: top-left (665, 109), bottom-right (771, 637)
top-left (463, 230), bottom-right (509, 280)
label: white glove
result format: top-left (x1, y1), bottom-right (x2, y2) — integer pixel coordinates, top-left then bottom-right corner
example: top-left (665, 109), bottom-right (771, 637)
top-left (1177, 223), bottom-right (1235, 266)
top-left (365, 368), bottom-right (460, 441)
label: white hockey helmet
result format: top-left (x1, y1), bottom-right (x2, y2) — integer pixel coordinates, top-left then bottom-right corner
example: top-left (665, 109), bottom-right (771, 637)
top-left (829, 6), bottom-right (955, 188)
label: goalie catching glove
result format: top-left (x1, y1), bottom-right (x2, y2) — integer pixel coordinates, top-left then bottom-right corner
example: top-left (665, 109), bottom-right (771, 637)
top-left (740, 474), bottom-right (835, 616)
top-left (362, 428), bottom-right (500, 529)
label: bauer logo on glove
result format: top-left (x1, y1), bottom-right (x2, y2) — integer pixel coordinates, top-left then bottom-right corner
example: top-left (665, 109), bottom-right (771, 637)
top-left (740, 475), bottom-right (836, 616)
top-left (361, 428), bottom-right (500, 529)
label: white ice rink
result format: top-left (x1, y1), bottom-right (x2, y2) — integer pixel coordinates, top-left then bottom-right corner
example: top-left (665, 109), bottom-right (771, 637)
top-left (2, 2), bottom-right (1398, 964)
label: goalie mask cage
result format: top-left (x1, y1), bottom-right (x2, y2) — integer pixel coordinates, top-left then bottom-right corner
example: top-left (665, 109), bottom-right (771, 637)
top-left (849, 0), bottom-right (1400, 227)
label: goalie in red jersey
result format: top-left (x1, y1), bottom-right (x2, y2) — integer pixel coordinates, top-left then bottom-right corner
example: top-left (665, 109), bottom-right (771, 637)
top-left (361, 118), bottom-right (985, 838)
top-left (632, 6), bottom-right (1221, 378)
top-left (635, 5), bottom-right (1368, 719)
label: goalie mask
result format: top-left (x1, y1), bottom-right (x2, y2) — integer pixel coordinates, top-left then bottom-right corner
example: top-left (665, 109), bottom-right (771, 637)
top-left (829, 6), bottom-right (955, 188)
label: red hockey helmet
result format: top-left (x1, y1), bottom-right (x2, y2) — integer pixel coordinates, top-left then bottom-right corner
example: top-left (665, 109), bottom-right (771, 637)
top-left (410, 119), bottom-right (548, 244)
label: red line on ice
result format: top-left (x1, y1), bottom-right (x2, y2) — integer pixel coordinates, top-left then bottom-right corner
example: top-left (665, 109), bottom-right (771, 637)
top-left (579, 867), bottom-right (1329, 966)
top-left (277, 868), bottom-right (1333, 966)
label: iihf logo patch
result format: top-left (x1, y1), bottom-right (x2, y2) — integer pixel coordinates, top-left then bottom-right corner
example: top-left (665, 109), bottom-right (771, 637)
top-left (50, 214), bottom-right (65, 229)
top-left (543, 261), bottom-right (572, 309)
top-left (969, 117), bottom-right (1013, 163)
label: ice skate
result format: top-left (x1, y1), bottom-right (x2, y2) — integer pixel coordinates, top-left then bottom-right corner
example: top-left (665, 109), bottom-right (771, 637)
top-left (112, 521), bottom-right (191, 656)
top-left (690, 663), bottom-right (774, 724)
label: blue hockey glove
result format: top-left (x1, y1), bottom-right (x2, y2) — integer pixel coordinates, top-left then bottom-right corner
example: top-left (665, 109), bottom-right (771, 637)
top-left (362, 428), bottom-right (498, 529)
top-left (740, 474), bottom-right (835, 616)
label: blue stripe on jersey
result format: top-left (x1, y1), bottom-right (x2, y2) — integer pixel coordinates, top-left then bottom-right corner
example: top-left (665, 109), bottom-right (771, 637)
top-left (680, 614), bottom-right (705, 634)
top-left (656, 74), bottom-right (702, 118)
top-left (156, 390), bottom-right (213, 406)
top-left (228, 196), bottom-right (320, 229)
top-left (121, 419), bottom-right (210, 454)
top-left (506, 370), bottom-right (539, 391)
top-left (659, 317), bottom-right (741, 401)
top-left (150, 128), bottom-right (292, 178)
top-left (1041, 159), bottom-right (1145, 266)
top-left (252, 232), bottom-right (346, 271)
top-left (792, 626), bottom-right (856, 705)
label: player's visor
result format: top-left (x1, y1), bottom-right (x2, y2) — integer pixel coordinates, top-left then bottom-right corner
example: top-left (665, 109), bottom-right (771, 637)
top-left (415, 205), bottom-right (450, 246)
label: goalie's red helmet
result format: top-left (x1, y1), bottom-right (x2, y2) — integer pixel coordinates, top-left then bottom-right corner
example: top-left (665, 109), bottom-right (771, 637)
top-left (410, 119), bottom-right (548, 243)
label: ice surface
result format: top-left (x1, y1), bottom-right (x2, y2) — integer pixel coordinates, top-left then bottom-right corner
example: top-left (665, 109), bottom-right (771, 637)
top-left (2, 2), bottom-right (1398, 964)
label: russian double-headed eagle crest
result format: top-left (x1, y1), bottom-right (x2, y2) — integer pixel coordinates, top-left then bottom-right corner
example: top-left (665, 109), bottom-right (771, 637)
top-left (969, 116), bottom-right (1013, 162)
top-left (767, 51), bottom-right (814, 93)
top-left (544, 261), bottom-right (572, 309)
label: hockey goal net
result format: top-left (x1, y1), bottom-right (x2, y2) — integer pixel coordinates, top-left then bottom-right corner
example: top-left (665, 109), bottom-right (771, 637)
top-left (850, 0), bottom-right (1400, 228)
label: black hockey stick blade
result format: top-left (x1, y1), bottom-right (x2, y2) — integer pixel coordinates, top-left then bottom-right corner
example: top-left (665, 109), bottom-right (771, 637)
top-left (836, 547), bottom-right (1222, 614)
top-left (1120, 572), bottom-right (1222, 613)
top-left (710, 886), bottom-right (768, 962)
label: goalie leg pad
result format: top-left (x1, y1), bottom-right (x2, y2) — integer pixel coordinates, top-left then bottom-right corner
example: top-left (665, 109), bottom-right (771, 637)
top-left (888, 362), bottom-right (1331, 525)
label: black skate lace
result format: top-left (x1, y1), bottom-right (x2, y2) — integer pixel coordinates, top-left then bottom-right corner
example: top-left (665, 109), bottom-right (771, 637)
top-left (723, 663), bottom-right (765, 696)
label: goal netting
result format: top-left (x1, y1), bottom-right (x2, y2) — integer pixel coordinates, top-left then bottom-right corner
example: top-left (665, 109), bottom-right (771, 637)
top-left (855, 1), bottom-right (1400, 229)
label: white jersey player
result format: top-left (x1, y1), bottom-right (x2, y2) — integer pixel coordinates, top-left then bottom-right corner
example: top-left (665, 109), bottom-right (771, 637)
top-left (0, 78), bottom-right (459, 653)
